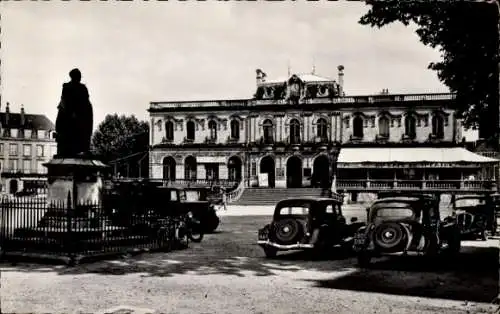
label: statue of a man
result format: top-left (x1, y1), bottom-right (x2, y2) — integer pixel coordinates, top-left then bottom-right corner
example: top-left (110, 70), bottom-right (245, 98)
top-left (55, 68), bottom-right (94, 158)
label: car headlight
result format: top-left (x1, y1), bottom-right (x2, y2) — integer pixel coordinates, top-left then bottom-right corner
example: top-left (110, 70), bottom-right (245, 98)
top-left (187, 211), bottom-right (194, 218)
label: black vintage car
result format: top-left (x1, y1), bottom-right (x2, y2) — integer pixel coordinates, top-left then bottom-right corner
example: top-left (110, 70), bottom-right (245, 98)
top-left (179, 187), bottom-right (220, 233)
top-left (257, 196), bottom-right (364, 258)
top-left (353, 195), bottom-right (461, 267)
top-left (453, 194), bottom-right (496, 240)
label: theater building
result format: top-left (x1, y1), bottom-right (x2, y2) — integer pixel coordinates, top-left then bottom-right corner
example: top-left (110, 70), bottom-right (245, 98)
top-left (148, 66), bottom-right (498, 196)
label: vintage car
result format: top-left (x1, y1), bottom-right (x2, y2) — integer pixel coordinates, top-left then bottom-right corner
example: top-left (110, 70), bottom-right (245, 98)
top-left (179, 187), bottom-right (220, 233)
top-left (257, 197), bottom-right (364, 258)
top-left (353, 195), bottom-right (461, 267)
top-left (453, 194), bottom-right (496, 240)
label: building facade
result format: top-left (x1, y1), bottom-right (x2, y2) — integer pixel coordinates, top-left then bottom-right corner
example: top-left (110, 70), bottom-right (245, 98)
top-left (148, 67), bottom-right (497, 194)
top-left (0, 102), bottom-right (57, 194)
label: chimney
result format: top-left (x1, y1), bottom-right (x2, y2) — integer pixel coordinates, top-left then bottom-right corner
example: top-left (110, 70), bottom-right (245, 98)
top-left (5, 102), bottom-right (10, 125)
top-left (20, 104), bottom-right (25, 126)
top-left (337, 65), bottom-right (344, 96)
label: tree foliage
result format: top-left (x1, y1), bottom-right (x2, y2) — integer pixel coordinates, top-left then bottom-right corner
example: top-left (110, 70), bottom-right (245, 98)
top-left (91, 114), bottom-right (149, 176)
top-left (359, 0), bottom-right (499, 140)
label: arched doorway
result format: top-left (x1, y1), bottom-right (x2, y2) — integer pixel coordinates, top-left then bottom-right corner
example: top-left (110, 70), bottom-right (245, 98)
top-left (184, 156), bottom-right (197, 180)
top-left (286, 156), bottom-right (303, 188)
top-left (260, 155), bottom-right (275, 188)
top-left (313, 155), bottom-right (330, 188)
top-left (163, 156), bottom-right (176, 181)
top-left (228, 156), bottom-right (242, 182)
top-left (9, 179), bottom-right (18, 194)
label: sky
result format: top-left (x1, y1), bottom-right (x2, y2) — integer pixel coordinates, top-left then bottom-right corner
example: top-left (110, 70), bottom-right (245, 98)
top-left (1, 1), bottom-right (462, 136)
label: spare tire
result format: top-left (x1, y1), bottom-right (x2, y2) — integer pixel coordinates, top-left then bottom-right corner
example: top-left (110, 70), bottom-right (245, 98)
top-left (374, 222), bottom-right (408, 253)
top-left (273, 218), bottom-right (303, 245)
top-left (456, 212), bottom-right (474, 231)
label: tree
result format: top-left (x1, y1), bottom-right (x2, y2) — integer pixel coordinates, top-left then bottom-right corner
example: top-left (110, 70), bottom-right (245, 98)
top-left (91, 114), bottom-right (149, 177)
top-left (359, 1), bottom-right (499, 143)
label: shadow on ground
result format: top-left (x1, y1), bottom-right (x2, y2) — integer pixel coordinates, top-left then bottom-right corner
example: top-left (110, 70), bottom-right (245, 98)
top-left (304, 243), bottom-right (499, 303)
top-left (0, 216), bottom-right (353, 277)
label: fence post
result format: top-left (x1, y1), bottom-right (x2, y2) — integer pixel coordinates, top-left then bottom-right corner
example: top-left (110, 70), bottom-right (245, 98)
top-left (66, 191), bottom-right (75, 266)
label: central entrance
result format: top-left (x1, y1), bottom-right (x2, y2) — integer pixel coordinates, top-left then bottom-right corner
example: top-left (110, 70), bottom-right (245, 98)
top-left (286, 156), bottom-right (303, 188)
top-left (312, 155), bottom-right (330, 188)
top-left (260, 156), bottom-right (275, 188)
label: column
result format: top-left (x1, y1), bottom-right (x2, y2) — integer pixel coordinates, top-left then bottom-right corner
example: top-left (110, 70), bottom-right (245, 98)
top-left (219, 163), bottom-right (228, 180)
top-left (176, 164), bottom-right (184, 180)
top-left (330, 115), bottom-right (336, 142)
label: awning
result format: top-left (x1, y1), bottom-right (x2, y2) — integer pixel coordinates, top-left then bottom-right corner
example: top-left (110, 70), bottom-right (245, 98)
top-left (196, 156), bottom-right (226, 164)
top-left (338, 147), bottom-right (498, 165)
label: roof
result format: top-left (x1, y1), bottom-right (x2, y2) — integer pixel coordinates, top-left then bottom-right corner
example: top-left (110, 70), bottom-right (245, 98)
top-left (374, 197), bottom-right (422, 203)
top-left (0, 112), bottom-right (55, 130)
top-left (263, 73), bottom-right (335, 84)
top-left (277, 197), bottom-right (340, 204)
top-left (337, 147), bottom-right (498, 164)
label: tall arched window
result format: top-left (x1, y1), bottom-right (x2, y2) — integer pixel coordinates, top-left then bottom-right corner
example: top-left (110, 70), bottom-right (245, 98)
top-left (352, 115), bottom-right (364, 138)
top-left (405, 114), bottom-right (417, 139)
top-left (262, 119), bottom-right (274, 144)
top-left (378, 116), bottom-right (390, 138)
top-left (208, 120), bottom-right (217, 140)
top-left (230, 120), bottom-right (240, 139)
top-left (316, 118), bottom-right (328, 140)
top-left (432, 114), bottom-right (444, 139)
top-left (186, 121), bottom-right (195, 141)
top-left (184, 156), bottom-right (197, 180)
top-left (165, 121), bottom-right (174, 141)
top-left (289, 119), bottom-right (301, 144)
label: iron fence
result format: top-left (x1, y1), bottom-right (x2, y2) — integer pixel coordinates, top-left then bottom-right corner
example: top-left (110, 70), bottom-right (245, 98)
top-left (0, 190), bottom-right (190, 265)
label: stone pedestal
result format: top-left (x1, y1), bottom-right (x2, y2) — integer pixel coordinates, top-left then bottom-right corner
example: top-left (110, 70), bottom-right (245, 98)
top-left (43, 157), bottom-right (109, 209)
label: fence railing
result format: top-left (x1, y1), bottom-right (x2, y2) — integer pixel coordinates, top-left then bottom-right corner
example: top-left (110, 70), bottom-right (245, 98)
top-left (337, 179), bottom-right (495, 191)
top-left (0, 191), bottom-right (193, 264)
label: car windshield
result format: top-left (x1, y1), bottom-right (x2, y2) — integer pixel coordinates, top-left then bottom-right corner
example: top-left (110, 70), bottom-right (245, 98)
top-left (455, 198), bottom-right (485, 208)
top-left (371, 202), bottom-right (417, 221)
top-left (278, 206), bottom-right (309, 216)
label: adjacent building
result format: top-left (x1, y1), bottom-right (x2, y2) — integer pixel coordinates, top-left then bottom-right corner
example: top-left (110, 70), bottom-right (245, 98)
top-left (0, 102), bottom-right (57, 194)
top-left (148, 66), bottom-right (498, 196)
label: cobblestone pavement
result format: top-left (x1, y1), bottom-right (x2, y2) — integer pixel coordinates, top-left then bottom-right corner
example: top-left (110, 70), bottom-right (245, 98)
top-left (0, 213), bottom-right (498, 314)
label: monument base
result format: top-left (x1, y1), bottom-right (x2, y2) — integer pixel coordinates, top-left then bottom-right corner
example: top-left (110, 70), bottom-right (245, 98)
top-left (44, 157), bottom-right (109, 208)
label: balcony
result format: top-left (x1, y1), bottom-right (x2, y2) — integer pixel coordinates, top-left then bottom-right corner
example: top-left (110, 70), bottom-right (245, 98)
top-left (336, 179), bottom-right (495, 193)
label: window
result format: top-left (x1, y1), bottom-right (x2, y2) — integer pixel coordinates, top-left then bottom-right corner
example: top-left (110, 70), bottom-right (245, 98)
top-left (378, 116), bottom-right (390, 138)
top-left (352, 116), bottom-right (364, 138)
top-left (208, 120), bottom-right (217, 140)
top-left (18, 129), bottom-right (25, 138)
top-left (230, 120), bottom-right (240, 139)
top-left (289, 119), bottom-right (301, 144)
top-left (262, 119), bottom-right (274, 144)
top-left (23, 160), bottom-right (31, 173)
top-left (0, 143), bottom-right (4, 154)
top-left (184, 156), bottom-right (197, 180)
top-left (405, 115), bottom-right (417, 139)
top-left (9, 159), bottom-right (18, 172)
top-left (0, 160), bottom-right (3, 172)
top-left (205, 164), bottom-right (219, 180)
top-left (9, 144), bottom-right (18, 156)
top-left (165, 121), bottom-right (174, 141)
top-left (44, 131), bottom-right (50, 139)
top-left (432, 114), bottom-right (444, 139)
top-left (36, 145), bottom-right (44, 157)
top-left (186, 121), bottom-right (195, 141)
top-left (31, 129), bottom-right (38, 139)
top-left (23, 144), bottom-right (32, 157)
top-left (251, 162), bottom-right (257, 176)
top-left (316, 118), bottom-right (328, 140)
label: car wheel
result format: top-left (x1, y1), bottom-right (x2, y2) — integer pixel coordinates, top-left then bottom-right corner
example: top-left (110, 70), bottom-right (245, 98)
top-left (205, 215), bottom-right (220, 233)
top-left (263, 247), bottom-right (277, 258)
top-left (357, 253), bottom-right (372, 268)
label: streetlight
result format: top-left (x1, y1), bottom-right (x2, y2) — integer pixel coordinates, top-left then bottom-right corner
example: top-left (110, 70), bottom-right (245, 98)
top-left (328, 141), bottom-right (342, 195)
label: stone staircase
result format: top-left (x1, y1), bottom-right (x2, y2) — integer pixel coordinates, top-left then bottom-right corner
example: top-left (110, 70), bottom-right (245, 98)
top-left (233, 188), bottom-right (328, 206)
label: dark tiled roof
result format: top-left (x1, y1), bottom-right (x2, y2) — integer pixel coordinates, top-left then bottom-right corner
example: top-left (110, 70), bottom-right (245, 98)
top-left (0, 112), bottom-right (55, 130)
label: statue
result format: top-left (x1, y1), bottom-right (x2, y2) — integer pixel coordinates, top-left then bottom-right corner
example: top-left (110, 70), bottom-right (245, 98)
top-left (55, 68), bottom-right (94, 158)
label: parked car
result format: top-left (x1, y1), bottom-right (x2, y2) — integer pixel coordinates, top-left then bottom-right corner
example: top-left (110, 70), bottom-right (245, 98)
top-left (257, 197), bottom-right (364, 258)
top-left (453, 194), bottom-right (496, 240)
top-left (179, 187), bottom-right (220, 233)
top-left (353, 195), bottom-right (461, 267)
